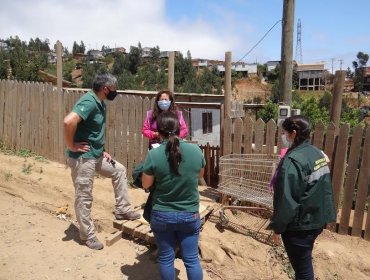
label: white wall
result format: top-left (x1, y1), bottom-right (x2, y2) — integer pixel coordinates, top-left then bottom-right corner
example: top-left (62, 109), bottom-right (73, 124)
top-left (190, 108), bottom-right (220, 146)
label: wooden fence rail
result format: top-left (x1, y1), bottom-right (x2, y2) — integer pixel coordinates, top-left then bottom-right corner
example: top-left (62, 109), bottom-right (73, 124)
top-left (0, 80), bottom-right (369, 241)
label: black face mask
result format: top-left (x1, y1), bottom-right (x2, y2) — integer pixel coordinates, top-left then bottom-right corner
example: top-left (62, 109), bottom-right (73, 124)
top-left (106, 90), bottom-right (117, 101)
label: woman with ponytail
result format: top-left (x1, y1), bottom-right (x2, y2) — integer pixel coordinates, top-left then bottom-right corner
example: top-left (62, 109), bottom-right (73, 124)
top-left (268, 115), bottom-right (336, 280)
top-left (141, 111), bottom-right (205, 280)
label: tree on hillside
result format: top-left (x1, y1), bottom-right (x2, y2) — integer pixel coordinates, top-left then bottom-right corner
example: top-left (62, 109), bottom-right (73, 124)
top-left (174, 51), bottom-right (197, 92)
top-left (72, 41), bottom-right (86, 55)
top-left (352, 51), bottom-right (369, 92)
top-left (127, 43), bottom-right (142, 74)
top-left (81, 61), bottom-right (108, 88)
top-left (0, 48), bottom-right (9, 79)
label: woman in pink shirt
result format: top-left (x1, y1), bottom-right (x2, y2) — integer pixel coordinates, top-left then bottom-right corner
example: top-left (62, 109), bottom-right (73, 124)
top-left (142, 89), bottom-right (188, 149)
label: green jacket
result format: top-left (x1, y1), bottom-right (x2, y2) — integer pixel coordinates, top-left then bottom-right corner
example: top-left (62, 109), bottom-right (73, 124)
top-left (268, 141), bottom-right (336, 234)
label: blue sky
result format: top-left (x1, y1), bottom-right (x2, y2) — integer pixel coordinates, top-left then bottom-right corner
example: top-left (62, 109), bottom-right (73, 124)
top-left (1, 0), bottom-right (369, 71)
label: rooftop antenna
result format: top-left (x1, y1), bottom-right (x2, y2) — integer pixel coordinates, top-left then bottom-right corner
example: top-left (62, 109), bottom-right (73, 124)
top-left (295, 18), bottom-right (303, 64)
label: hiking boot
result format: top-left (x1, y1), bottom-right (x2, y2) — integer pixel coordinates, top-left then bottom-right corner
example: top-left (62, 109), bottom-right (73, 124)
top-left (115, 211), bottom-right (141, 221)
top-left (84, 237), bottom-right (104, 250)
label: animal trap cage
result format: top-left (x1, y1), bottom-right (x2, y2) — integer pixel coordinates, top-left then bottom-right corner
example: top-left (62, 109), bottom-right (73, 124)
top-left (218, 154), bottom-right (280, 209)
top-left (216, 154), bottom-right (280, 243)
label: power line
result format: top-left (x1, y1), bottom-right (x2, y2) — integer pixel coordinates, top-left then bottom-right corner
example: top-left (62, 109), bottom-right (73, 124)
top-left (237, 19), bottom-right (282, 63)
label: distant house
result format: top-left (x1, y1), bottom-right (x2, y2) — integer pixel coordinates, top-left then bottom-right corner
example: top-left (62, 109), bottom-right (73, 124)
top-left (48, 51), bottom-right (57, 64)
top-left (0, 41), bottom-right (8, 50)
top-left (295, 63), bottom-right (326, 91)
top-left (102, 47), bottom-right (126, 57)
top-left (362, 66), bottom-right (370, 91)
top-left (87, 49), bottom-right (104, 63)
top-left (266, 60), bottom-right (280, 72)
top-left (192, 58), bottom-right (223, 70)
top-left (142, 47), bottom-right (151, 58)
top-left (217, 63), bottom-right (258, 77)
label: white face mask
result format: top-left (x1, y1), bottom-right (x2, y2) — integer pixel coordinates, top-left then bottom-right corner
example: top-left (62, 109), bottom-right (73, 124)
top-left (281, 134), bottom-right (292, 148)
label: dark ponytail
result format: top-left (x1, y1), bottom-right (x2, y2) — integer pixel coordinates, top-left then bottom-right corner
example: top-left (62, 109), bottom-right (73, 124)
top-left (282, 115), bottom-right (311, 151)
top-left (157, 111), bottom-right (182, 175)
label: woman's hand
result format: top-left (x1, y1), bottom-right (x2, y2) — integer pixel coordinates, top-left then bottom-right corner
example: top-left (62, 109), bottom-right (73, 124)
top-left (272, 233), bottom-right (281, 246)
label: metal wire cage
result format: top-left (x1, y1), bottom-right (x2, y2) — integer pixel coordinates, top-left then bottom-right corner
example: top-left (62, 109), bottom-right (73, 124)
top-left (218, 154), bottom-right (280, 209)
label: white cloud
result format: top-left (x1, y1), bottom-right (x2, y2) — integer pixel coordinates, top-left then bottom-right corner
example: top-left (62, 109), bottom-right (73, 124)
top-left (0, 0), bottom-right (241, 60)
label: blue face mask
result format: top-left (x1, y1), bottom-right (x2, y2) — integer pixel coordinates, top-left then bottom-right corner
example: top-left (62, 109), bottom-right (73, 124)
top-left (157, 100), bottom-right (171, 111)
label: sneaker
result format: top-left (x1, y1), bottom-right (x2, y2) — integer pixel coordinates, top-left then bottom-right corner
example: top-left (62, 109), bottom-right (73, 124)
top-left (84, 237), bottom-right (104, 250)
top-left (115, 211), bottom-right (141, 221)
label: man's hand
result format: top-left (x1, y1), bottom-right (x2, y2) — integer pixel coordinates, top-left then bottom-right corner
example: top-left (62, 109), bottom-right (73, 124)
top-left (103, 151), bottom-right (113, 163)
top-left (69, 142), bottom-right (90, 153)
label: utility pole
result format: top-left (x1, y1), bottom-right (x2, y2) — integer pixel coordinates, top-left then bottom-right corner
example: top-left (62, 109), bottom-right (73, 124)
top-left (331, 58), bottom-right (335, 74)
top-left (339, 59), bottom-right (343, 70)
top-left (224, 51), bottom-right (232, 117)
top-left (330, 70), bottom-right (345, 131)
top-left (168, 51), bottom-right (175, 92)
top-left (56, 40), bottom-right (63, 90)
top-left (279, 0), bottom-right (295, 106)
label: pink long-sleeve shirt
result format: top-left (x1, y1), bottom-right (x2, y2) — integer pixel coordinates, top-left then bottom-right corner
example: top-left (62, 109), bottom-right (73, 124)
top-left (142, 110), bottom-right (188, 140)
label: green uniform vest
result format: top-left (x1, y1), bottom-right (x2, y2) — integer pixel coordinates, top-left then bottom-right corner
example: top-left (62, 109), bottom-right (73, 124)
top-left (66, 91), bottom-right (106, 159)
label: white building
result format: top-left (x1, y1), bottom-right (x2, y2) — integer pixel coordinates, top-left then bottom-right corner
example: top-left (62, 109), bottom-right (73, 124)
top-left (190, 108), bottom-right (220, 146)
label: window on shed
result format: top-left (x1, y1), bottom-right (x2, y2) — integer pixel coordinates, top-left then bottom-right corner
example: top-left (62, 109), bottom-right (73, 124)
top-left (202, 112), bottom-right (213, 134)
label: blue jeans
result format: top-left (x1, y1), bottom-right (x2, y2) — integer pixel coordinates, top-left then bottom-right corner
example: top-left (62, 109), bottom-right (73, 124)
top-left (150, 210), bottom-right (203, 280)
top-left (281, 228), bottom-right (323, 280)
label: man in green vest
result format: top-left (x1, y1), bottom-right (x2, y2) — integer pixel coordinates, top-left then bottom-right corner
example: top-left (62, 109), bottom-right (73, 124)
top-left (64, 73), bottom-right (140, 250)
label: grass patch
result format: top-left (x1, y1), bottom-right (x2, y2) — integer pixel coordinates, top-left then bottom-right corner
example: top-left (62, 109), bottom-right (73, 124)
top-left (4, 172), bottom-right (13, 181)
top-left (34, 155), bottom-right (48, 163)
top-left (22, 162), bottom-right (32, 175)
top-left (17, 148), bottom-right (34, 158)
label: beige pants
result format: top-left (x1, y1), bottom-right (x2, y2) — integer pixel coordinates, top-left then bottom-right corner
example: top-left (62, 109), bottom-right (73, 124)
top-left (67, 156), bottom-right (132, 241)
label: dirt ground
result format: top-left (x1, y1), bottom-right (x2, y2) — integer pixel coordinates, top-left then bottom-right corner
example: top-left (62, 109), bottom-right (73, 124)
top-left (1, 151), bottom-right (370, 280)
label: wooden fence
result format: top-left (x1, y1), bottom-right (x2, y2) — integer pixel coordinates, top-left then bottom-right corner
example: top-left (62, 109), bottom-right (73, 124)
top-left (0, 79), bottom-right (369, 241)
top-left (221, 116), bottom-right (370, 241)
top-left (0, 80), bottom-right (218, 179)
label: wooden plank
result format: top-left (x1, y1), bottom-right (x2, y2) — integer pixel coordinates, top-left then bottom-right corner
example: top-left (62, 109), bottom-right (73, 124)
top-left (15, 81), bottom-right (22, 151)
top-left (142, 97), bottom-right (151, 159)
top-left (323, 122), bottom-right (337, 169)
top-left (113, 219), bottom-right (129, 231)
top-left (134, 96), bottom-right (142, 166)
top-left (120, 95), bottom-right (129, 169)
top-left (222, 116), bottom-right (232, 156)
top-left (122, 220), bottom-right (142, 235)
top-left (365, 196), bottom-right (370, 241)
top-left (105, 231), bottom-right (123, 247)
top-left (331, 124), bottom-right (349, 211)
top-left (254, 118), bottom-right (264, 154)
top-left (338, 125), bottom-right (363, 234)
top-left (3, 80), bottom-right (10, 146)
top-left (0, 80), bottom-right (4, 139)
top-left (232, 118), bottom-right (243, 154)
top-left (276, 122), bottom-right (283, 155)
top-left (22, 82), bottom-right (31, 151)
top-left (265, 119), bottom-right (276, 155)
top-left (133, 224), bottom-right (152, 240)
top-left (243, 117), bottom-right (254, 154)
top-left (127, 95), bottom-right (136, 176)
top-left (18, 82), bottom-right (26, 149)
top-left (144, 231), bottom-right (156, 244)
top-left (312, 121), bottom-right (325, 150)
top-left (352, 127), bottom-right (370, 237)
top-left (9, 81), bottom-right (17, 149)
